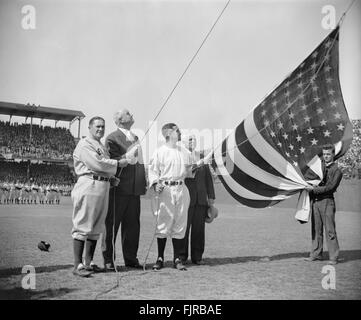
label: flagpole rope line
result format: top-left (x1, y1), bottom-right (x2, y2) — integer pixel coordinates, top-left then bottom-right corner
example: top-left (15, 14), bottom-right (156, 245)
top-left (94, 0), bottom-right (357, 299)
top-left (94, 0), bottom-right (232, 300)
top-left (142, 192), bottom-right (160, 271)
top-left (139, 0), bottom-right (231, 145)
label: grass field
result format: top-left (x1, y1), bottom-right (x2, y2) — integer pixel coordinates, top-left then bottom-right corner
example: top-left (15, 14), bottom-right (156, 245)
top-left (0, 180), bottom-right (360, 300)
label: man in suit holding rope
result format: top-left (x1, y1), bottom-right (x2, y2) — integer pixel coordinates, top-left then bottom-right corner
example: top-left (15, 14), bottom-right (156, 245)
top-left (102, 109), bottom-right (146, 271)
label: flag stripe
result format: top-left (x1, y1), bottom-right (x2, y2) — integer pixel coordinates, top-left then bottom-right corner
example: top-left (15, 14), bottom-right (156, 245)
top-left (234, 121), bottom-right (286, 178)
top-left (227, 128), bottom-right (305, 191)
top-left (221, 139), bottom-right (293, 197)
top-left (244, 115), bottom-right (307, 186)
top-left (215, 170), bottom-right (284, 208)
top-left (213, 142), bottom-right (291, 201)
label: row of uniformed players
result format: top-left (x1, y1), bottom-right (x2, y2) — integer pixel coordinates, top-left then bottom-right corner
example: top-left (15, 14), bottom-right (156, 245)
top-left (0, 182), bottom-right (72, 204)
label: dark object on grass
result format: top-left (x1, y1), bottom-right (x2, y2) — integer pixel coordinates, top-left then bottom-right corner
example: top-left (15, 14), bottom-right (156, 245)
top-left (38, 241), bottom-right (50, 252)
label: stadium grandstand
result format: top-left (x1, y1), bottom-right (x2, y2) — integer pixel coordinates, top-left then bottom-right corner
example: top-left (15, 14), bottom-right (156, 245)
top-left (337, 119), bottom-right (361, 179)
top-left (0, 101), bottom-right (85, 204)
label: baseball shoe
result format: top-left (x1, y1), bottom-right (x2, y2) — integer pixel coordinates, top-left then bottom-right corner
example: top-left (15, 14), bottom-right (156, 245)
top-left (72, 263), bottom-right (93, 277)
top-left (104, 263), bottom-right (116, 272)
top-left (152, 257), bottom-right (164, 271)
top-left (174, 258), bottom-right (187, 271)
top-left (327, 260), bottom-right (338, 265)
top-left (192, 260), bottom-right (205, 265)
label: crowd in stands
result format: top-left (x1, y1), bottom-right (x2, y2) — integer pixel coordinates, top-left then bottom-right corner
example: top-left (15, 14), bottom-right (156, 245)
top-left (0, 161), bottom-right (75, 185)
top-left (337, 119), bottom-right (361, 179)
top-left (0, 161), bottom-right (75, 204)
top-left (0, 121), bottom-right (75, 160)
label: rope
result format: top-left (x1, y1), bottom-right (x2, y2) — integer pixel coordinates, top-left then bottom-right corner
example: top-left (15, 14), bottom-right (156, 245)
top-left (94, 0), bottom-right (231, 300)
top-left (142, 193), bottom-right (160, 271)
top-left (139, 0), bottom-right (231, 144)
top-left (94, 167), bottom-right (124, 300)
top-left (93, 0), bottom-right (358, 300)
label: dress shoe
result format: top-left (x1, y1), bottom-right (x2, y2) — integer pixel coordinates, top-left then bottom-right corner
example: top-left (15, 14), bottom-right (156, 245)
top-left (72, 263), bottom-right (93, 277)
top-left (104, 263), bottom-right (116, 272)
top-left (174, 258), bottom-right (187, 271)
top-left (152, 257), bottom-right (164, 271)
top-left (192, 260), bottom-right (205, 265)
top-left (304, 256), bottom-right (322, 262)
top-left (85, 263), bottom-right (104, 273)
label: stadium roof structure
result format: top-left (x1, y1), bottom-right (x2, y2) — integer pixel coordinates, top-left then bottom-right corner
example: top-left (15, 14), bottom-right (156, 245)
top-left (0, 101), bottom-right (85, 122)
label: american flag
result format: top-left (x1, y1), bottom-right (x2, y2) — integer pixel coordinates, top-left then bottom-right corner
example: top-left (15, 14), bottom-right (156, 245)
top-left (211, 26), bottom-right (353, 214)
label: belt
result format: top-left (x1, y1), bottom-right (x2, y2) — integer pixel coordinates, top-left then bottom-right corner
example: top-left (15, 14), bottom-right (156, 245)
top-left (92, 175), bottom-right (110, 182)
top-left (164, 180), bottom-right (183, 186)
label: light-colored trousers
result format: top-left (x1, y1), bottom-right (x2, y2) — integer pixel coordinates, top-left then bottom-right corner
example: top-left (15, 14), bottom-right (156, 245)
top-left (71, 176), bottom-right (110, 241)
top-left (152, 184), bottom-right (190, 239)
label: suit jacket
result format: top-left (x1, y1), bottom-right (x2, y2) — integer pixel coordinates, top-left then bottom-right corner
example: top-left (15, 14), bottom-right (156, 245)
top-left (185, 152), bottom-right (215, 207)
top-left (105, 129), bottom-right (146, 196)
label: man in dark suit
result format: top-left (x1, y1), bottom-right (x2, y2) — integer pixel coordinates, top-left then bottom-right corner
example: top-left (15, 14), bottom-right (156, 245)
top-left (304, 144), bottom-right (343, 265)
top-left (179, 135), bottom-right (215, 265)
top-left (102, 109), bottom-right (146, 270)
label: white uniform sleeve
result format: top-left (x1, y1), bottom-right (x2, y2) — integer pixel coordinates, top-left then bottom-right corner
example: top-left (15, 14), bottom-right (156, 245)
top-left (148, 149), bottom-right (161, 188)
top-left (77, 142), bottom-right (118, 176)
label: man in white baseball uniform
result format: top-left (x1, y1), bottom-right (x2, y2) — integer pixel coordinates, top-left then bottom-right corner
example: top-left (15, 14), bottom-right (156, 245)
top-left (71, 116), bottom-right (132, 277)
top-left (148, 123), bottom-right (193, 271)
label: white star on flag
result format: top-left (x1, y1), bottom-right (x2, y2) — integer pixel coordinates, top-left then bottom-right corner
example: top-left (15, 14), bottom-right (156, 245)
top-left (323, 130), bottom-right (331, 137)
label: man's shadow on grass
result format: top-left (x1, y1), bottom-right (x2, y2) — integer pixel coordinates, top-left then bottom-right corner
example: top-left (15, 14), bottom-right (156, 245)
top-left (202, 249), bottom-right (361, 266)
top-left (1, 250), bottom-right (360, 276)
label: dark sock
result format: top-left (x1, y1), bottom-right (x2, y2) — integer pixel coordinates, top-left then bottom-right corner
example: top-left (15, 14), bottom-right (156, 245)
top-left (157, 238), bottom-right (167, 260)
top-left (73, 239), bottom-right (85, 268)
top-left (85, 239), bottom-right (97, 265)
top-left (172, 238), bottom-right (182, 262)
